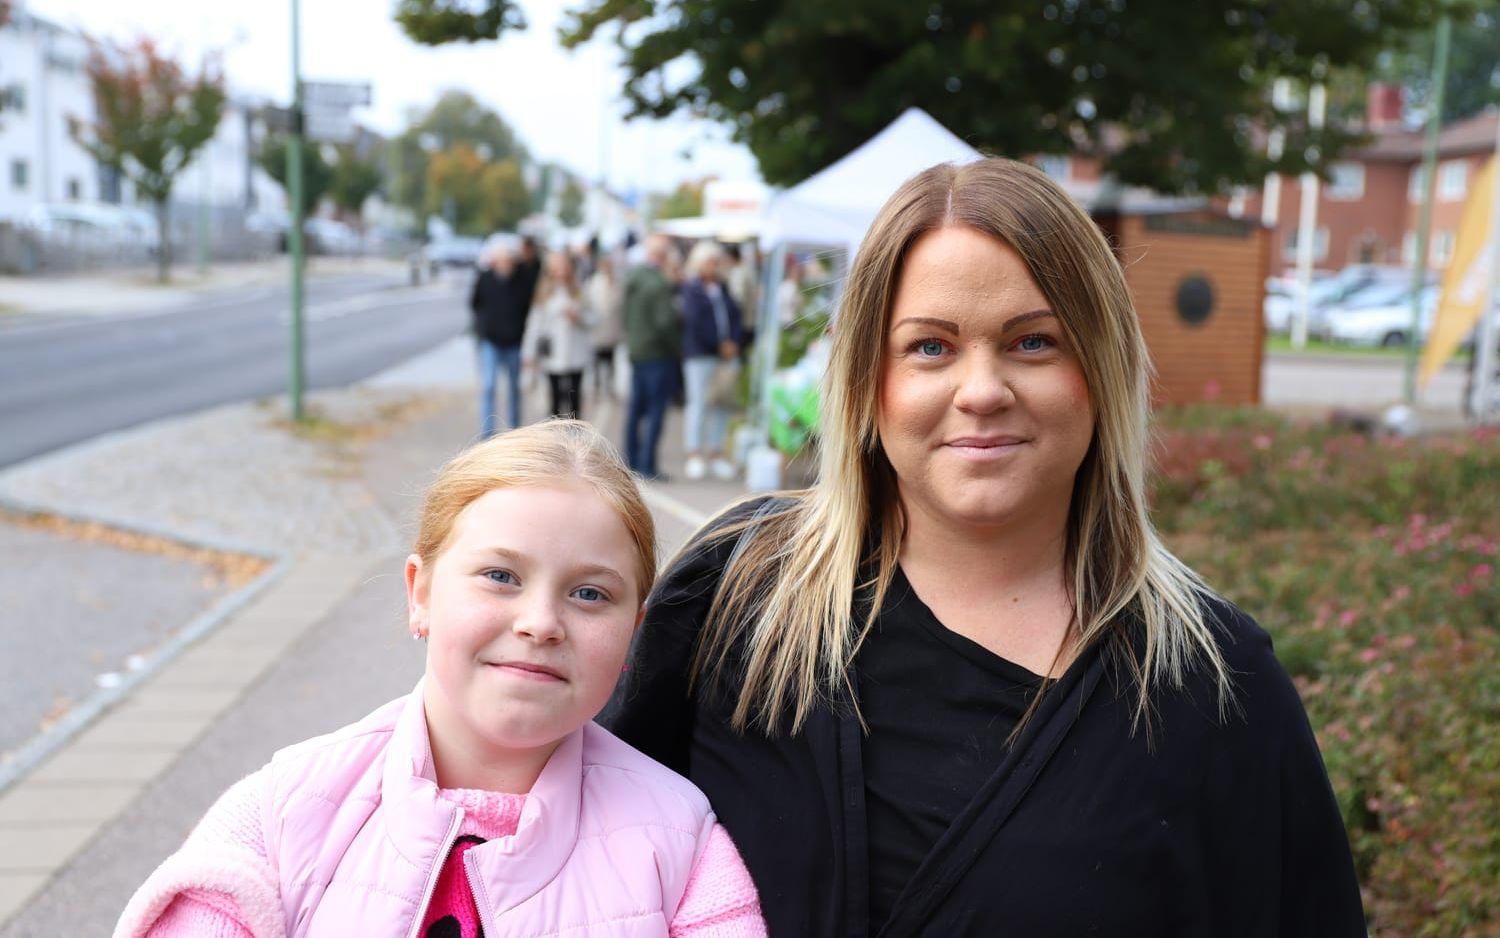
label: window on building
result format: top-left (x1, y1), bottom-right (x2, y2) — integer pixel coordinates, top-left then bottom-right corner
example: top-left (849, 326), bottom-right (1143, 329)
top-left (1326, 162), bottom-right (1365, 200)
top-left (1432, 230), bottom-right (1456, 265)
top-left (1438, 161), bottom-right (1468, 201)
top-left (66, 178), bottom-right (82, 200)
top-left (0, 83), bottom-right (25, 114)
top-left (10, 159), bottom-right (27, 192)
top-left (1283, 226), bottom-right (1330, 263)
top-left (1408, 165), bottom-right (1429, 203)
top-left (1036, 155), bottom-right (1070, 181)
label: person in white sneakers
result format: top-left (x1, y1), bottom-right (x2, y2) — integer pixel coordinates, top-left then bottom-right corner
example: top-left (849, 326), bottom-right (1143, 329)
top-left (679, 240), bottom-right (744, 482)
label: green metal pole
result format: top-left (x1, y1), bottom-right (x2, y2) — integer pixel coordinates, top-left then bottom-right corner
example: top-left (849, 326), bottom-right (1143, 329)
top-left (287, 0), bottom-right (306, 422)
top-left (1404, 13), bottom-right (1451, 404)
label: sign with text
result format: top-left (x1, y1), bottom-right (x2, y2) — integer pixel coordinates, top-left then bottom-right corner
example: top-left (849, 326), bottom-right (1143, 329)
top-left (302, 81), bottom-right (372, 109)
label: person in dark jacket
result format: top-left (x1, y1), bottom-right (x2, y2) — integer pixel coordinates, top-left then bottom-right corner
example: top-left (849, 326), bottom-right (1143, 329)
top-left (680, 240), bottom-right (744, 481)
top-left (621, 234), bottom-right (682, 479)
top-left (469, 245), bottom-right (533, 436)
top-left (602, 158), bottom-right (1366, 937)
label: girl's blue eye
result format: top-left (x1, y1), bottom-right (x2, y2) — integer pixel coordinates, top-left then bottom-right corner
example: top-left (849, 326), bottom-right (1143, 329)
top-left (915, 339), bottom-right (945, 357)
top-left (573, 586), bottom-right (607, 603)
top-left (1017, 334), bottom-right (1054, 352)
top-left (486, 569), bottom-right (517, 585)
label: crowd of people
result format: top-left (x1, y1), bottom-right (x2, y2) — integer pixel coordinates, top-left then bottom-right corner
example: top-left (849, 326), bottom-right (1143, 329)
top-left (467, 231), bottom-right (763, 482)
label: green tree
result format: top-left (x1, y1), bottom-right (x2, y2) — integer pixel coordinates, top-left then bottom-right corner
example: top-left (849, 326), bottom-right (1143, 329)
top-left (69, 37), bottom-right (225, 282)
top-left (425, 143), bottom-right (488, 234)
top-left (329, 145), bottom-right (384, 225)
top-left (1382, 3), bottom-right (1500, 122)
top-left (389, 90), bottom-right (529, 226)
top-left (549, 0), bottom-right (1447, 193)
top-left (653, 179), bottom-right (705, 220)
top-left (480, 159), bottom-right (532, 231)
top-left (395, 0), bottom-right (525, 44)
top-left (557, 176), bottom-right (585, 227)
top-left (258, 136), bottom-right (334, 219)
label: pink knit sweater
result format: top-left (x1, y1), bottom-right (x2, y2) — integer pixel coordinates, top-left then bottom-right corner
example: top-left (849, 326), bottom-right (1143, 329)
top-left (143, 776), bottom-right (763, 937)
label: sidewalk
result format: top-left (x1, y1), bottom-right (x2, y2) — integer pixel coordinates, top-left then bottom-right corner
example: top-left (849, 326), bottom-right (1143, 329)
top-left (0, 255), bottom-right (412, 320)
top-left (0, 338), bottom-right (742, 934)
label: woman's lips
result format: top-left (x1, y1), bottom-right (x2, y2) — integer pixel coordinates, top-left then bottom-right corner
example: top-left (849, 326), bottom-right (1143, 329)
top-left (486, 661), bottom-right (566, 682)
top-left (944, 436), bottom-right (1029, 459)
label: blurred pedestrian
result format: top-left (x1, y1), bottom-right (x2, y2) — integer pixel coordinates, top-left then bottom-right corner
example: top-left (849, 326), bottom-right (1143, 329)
top-left (723, 242), bottom-right (759, 351)
top-left (622, 234), bottom-right (681, 480)
top-left (469, 245), bottom-right (532, 436)
top-left (517, 235), bottom-right (543, 310)
top-left (586, 254), bottom-right (623, 400)
top-left (525, 250), bottom-right (594, 420)
top-left (680, 240), bottom-right (743, 481)
top-left (776, 255), bottom-right (805, 326)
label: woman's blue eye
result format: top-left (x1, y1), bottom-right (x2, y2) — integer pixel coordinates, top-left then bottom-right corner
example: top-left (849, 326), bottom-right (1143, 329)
top-left (486, 569), bottom-right (517, 585)
top-left (1017, 334), bottom-right (1053, 352)
top-left (916, 339), bottom-right (945, 357)
top-left (573, 586), bottom-right (607, 603)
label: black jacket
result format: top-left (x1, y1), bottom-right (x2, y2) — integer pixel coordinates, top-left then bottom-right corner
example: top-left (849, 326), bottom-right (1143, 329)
top-left (469, 263), bottom-right (539, 347)
top-left (602, 499), bottom-right (1366, 937)
top-left (681, 279), bottom-right (744, 359)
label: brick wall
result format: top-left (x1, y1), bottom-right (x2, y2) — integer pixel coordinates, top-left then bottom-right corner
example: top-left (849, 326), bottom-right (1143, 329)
top-left (1116, 212), bottom-right (1266, 405)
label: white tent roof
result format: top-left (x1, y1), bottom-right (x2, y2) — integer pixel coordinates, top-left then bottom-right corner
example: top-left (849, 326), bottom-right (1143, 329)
top-left (761, 108), bottom-right (982, 256)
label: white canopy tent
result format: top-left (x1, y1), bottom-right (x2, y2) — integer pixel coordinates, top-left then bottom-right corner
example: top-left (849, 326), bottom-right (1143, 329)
top-left (744, 109), bottom-right (982, 488)
top-left (760, 107), bottom-right (984, 258)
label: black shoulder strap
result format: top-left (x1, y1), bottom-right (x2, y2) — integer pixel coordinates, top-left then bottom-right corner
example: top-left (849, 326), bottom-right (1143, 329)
top-left (875, 645), bottom-right (1107, 936)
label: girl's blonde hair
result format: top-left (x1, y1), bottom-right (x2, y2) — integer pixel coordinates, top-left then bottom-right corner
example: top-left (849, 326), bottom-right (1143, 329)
top-left (689, 157), bottom-right (1231, 735)
top-left (414, 420), bottom-right (656, 602)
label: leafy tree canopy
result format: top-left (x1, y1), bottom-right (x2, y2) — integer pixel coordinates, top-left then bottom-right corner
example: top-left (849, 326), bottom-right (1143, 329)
top-left (557, 176), bottom-right (586, 227)
top-left (480, 158), bottom-right (532, 231)
top-left (652, 177), bottom-right (706, 220)
top-left (329, 145), bottom-right (384, 219)
top-left (1381, 2), bottom-right (1500, 123)
top-left (407, 89), bottom-right (527, 164)
top-left (258, 136), bottom-right (334, 217)
top-left (395, 0), bottom-right (525, 45)
top-left (425, 143), bottom-right (533, 234)
top-left (556, 0), bottom-right (1456, 192)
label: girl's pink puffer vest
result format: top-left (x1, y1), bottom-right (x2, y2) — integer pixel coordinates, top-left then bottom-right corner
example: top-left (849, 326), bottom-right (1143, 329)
top-left (267, 685), bottom-right (716, 937)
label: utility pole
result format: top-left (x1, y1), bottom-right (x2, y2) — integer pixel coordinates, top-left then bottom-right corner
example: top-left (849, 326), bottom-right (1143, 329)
top-left (287, 0), bottom-right (307, 422)
top-left (1405, 13), bottom-right (1452, 404)
top-left (1292, 81), bottom-right (1326, 350)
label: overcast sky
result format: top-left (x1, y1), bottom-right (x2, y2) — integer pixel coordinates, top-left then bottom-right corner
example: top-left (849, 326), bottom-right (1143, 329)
top-left (26, 0), bottom-right (762, 194)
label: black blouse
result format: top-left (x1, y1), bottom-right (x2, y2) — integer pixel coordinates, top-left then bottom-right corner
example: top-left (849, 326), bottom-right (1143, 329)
top-left (601, 498), bottom-right (1366, 937)
top-left (858, 565), bottom-right (1044, 929)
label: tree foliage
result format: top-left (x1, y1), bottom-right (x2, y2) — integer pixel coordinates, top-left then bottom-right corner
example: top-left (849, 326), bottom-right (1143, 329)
top-left (480, 159), bottom-right (532, 231)
top-left (424, 144), bottom-right (532, 234)
top-left (70, 37), bottom-right (225, 281)
top-left (557, 176), bottom-right (586, 227)
top-left (1382, 3), bottom-right (1500, 122)
top-left (652, 178), bottom-right (705, 220)
top-left (258, 136), bottom-right (334, 218)
top-left (389, 90), bottom-right (529, 225)
top-left (395, 0), bottom-right (525, 44)
top-left (550, 0), bottom-right (1446, 192)
top-left (329, 146), bottom-right (384, 221)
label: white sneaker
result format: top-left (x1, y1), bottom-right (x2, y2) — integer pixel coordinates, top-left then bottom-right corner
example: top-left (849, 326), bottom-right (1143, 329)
top-left (710, 457), bottom-right (737, 481)
top-left (684, 455), bottom-right (707, 480)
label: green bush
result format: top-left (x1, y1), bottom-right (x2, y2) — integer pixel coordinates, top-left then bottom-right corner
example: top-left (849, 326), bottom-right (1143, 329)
top-left (1151, 407), bottom-right (1500, 935)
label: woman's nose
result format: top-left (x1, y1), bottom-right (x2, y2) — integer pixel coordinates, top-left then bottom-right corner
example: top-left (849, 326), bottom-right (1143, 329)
top-left (952, 353), bottom-right (1016, 415)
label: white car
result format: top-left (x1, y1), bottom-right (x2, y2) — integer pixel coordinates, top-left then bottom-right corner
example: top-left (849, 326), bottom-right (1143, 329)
top-left (1323, 286), bottom-right (1439, 347)
top-left (1264, 265), bottom-right (1410, 335)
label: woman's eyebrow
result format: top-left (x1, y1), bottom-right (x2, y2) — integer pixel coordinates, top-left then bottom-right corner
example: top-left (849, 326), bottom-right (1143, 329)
top-left (1001, 309), bottom-right (1056, 330)
top-left (890, 315), bottom-right (960, 333)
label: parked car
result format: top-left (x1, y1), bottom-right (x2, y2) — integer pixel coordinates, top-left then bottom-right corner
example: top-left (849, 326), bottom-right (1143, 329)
top-left (1264, 264), bottom-right (1412, 335)
top-left (1324, 285), bottom-right (1439, 347)
top-left (426, 236), bottom-right (484, 269)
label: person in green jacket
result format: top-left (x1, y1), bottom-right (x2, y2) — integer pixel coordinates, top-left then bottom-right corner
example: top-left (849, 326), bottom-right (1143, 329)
top-left (622, 234), bottom-right (682, 479)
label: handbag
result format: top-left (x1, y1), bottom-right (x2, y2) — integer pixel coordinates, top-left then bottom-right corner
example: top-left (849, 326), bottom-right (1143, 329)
top-left (707, 359), bottom-right (741, 409)
top-left (536, 334), bottom-right (552, 360)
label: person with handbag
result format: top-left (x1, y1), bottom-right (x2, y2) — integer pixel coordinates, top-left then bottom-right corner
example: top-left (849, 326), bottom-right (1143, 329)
top-left (524, 250), bottom-right (595, 420)
top-left (679, 240), bottom-right (744, 481)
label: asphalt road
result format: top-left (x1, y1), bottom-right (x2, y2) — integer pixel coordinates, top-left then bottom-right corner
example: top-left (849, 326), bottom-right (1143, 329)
top-left (0, 271), bottom-right (470, 468)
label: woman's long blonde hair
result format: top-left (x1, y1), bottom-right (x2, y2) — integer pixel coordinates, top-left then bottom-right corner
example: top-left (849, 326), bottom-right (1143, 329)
top-left (688, 157), bottom-right (1231, 735)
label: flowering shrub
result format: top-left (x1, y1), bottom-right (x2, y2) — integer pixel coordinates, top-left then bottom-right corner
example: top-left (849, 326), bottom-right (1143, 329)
top-left (1151, 407), bottom-right (1500, 935)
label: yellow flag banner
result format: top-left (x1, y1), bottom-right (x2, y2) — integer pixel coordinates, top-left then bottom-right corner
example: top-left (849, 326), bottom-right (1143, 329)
top-left (1419, 155), bottom-right (1496, 389)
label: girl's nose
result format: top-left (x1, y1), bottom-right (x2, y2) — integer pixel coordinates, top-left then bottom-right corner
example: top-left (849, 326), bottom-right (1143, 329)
top-left (513, 598), bottom-right (565, 644)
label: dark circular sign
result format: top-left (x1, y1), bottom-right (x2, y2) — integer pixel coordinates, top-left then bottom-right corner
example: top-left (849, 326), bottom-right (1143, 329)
top-left (1176, 275), bottom-right (1215, 326)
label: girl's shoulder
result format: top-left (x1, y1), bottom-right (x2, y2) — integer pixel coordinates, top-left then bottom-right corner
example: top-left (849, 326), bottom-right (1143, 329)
top-left (263, 695), bottom-right (407, 802)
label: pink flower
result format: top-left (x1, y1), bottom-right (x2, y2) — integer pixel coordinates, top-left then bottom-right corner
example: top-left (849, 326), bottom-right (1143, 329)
top-left (1471, 563), bottom-right (1492, 580)
top-left (1391, 586), bottom-right (1411, 602)
top-left (1359, 647), bottom-right (1380, 663)
top-left (1338, 609), bottom-right (1360, 628)
top-left (1455, 583), bottom-right (1475, 598)
top-left (1252, 434), bottom-right (1272, 451)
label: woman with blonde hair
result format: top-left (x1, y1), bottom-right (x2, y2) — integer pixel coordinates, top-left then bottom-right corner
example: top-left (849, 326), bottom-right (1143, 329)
top-left (524, 249), bottom-right (595, 420)
top-left (606, 159), bottom-right (1364, 936)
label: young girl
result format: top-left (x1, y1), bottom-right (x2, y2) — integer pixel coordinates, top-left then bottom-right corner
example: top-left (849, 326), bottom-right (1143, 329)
top-left (525, 251), bottom-right (595, 421)
top-left (115, 421), bottom-right (766, 938)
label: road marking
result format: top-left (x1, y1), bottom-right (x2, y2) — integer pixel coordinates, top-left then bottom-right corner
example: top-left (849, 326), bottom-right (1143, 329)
top-left (641, 486), bottom-right (709, 528)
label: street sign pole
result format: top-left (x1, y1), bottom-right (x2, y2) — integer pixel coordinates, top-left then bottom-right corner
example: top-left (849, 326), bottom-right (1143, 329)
top-left (1404, 13), bottom-right (1451, 404)
top-left (287, 0), bottom-right (306, 422)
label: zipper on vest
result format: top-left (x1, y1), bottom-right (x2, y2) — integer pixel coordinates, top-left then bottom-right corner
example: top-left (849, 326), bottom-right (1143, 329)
top-left (407, 808), bottom-right (464, 938)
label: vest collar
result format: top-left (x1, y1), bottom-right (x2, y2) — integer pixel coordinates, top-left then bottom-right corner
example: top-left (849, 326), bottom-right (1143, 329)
top-left (382, 682), bottom-right (585, 910)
